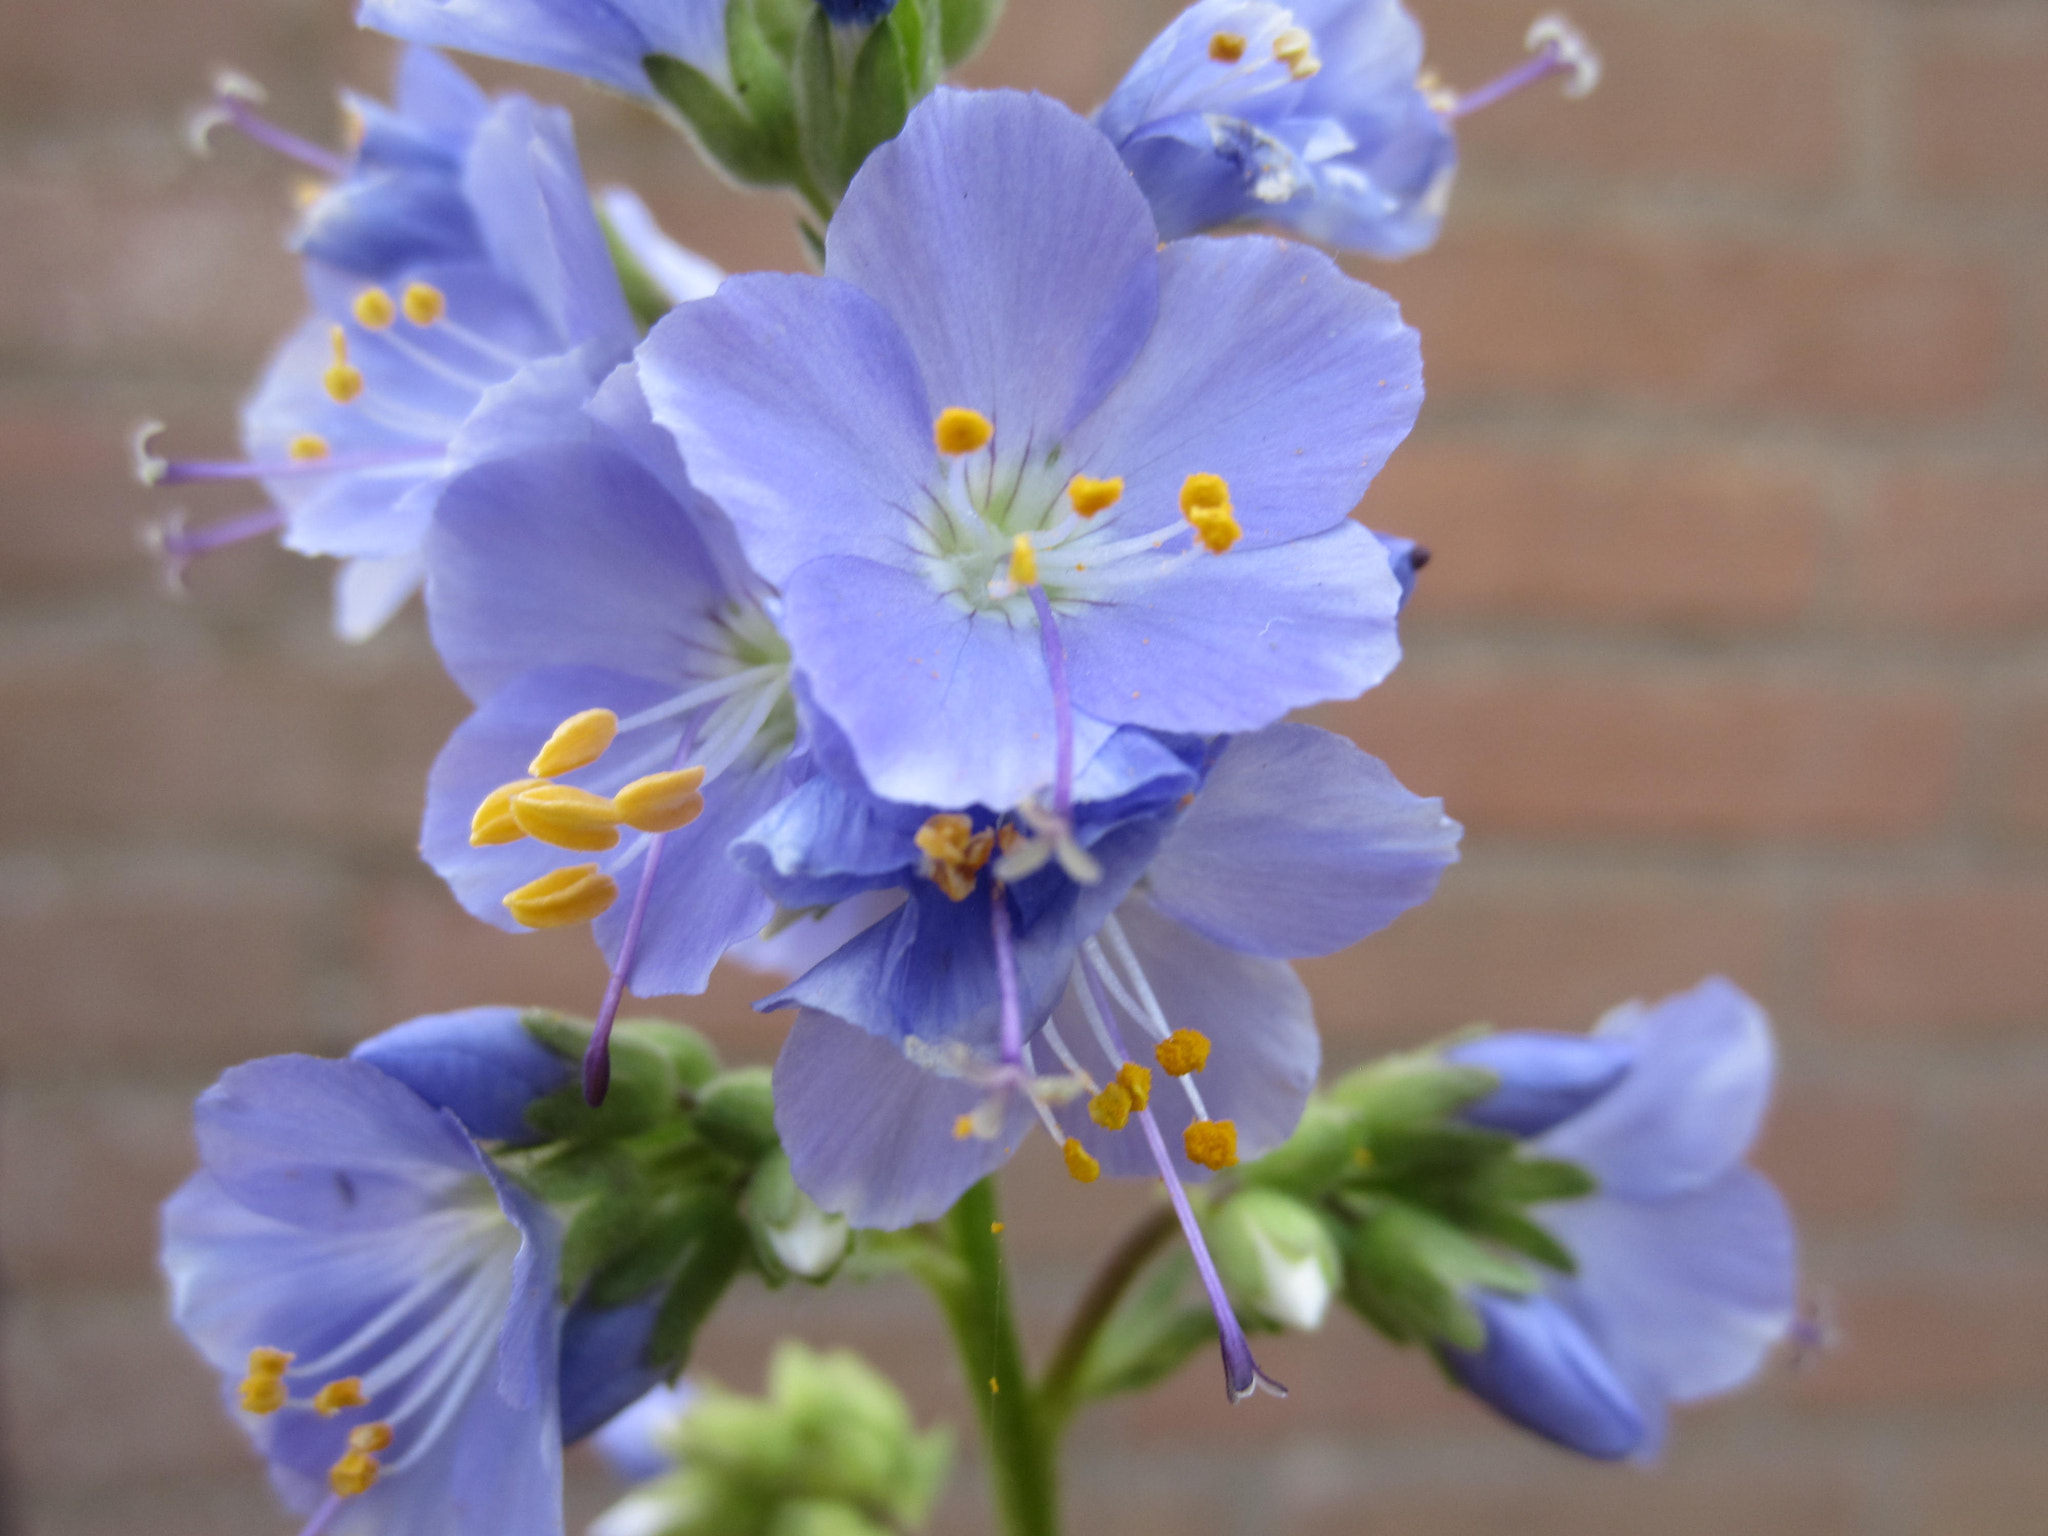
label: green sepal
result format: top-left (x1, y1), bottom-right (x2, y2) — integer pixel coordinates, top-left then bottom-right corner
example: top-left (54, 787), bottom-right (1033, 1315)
top-left (612, 1017), bottom-right (723, 1093)
top-left (591, 1188), bottom-right (747, 1308)
top-left (1464, 1205), bottom-right (1578, 1275)
top-left (936, 0), bottom-right (1003, 65)
top-left (767, 1501), bottom-right (894, 1536)
top-left (599, 203), bottom-right (676, 331)
top-left (645, 0), bottom-right (806, 192)
top-left (1326, 1050), bottom-right (1499, 1135)
top-left (1340, 1200), bottom-right (1535, 1352)
top-left (1476, 1154), bottom-right (1598, 1207)
top-left (1240, 1096), bottom-right (1364, 1196)
top-left (695, 1066), bottom-right (779, 1161)
top-left (1358, 1121), bottom-right (1520, 1210)
top-left (522, 1031), bottom-right (679, 1143)
top-left (648, 1200), bottom-right (752, 1371)
top-left (1069, 1254), bottom-right (1218, 1404)
top-left (794, 3), bottom-right (930, 206)
top-left (559, 1167), bottom-right (654, 1296)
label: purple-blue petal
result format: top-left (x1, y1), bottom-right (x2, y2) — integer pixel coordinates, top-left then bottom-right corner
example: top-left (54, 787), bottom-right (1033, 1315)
top-left (1448, 1032), bottom-right (1637, 1139)
top-left (1441, 1290), bottom-right (1649, 1461)
top-left (352, 1006), bottom-right (572, 1145)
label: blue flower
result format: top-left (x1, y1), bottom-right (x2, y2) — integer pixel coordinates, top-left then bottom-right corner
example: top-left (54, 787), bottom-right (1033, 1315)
top-left (637, 87), bottom-right (1422, 811)
top-left (1096, 0), bottom-right (1457, 256)
top-left (591, 1380), bottom-right (697, 1484)
top-left (768, 721), bottom-right (1458, 1400)
top-left (160, 1032), bottom-right (567, 1536)
top-left (144, 61), bottom-right (652, 641)
top-left (1440, 978), bottom-right (1799, 1458)
top-left (357, 0), bottom-right (728, 99)
top-left (816, 0), bottom-right (898, 21)
top-left (418, 424), bottom-right (801, 1099)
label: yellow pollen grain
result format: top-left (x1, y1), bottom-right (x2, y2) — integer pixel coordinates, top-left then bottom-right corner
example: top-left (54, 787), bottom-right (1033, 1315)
top-left (1008, 533), bottom-right (1039, 588)
top-left (352, 287), bottom-right (396, 330)
top-left (1062, 1137), bottom-right (1101, 1184)
top-left (1184, 1118), bottom-right (1239, 1172)
top-left (471, 776), bottom-right (548, 847)
top-left (1209, 30), bottom-right (1247, 63)
top-left (323, 326), bottom-right (364, 404)
top-left (504, 864), bottom-right (618, 929)
top-left (1155, 1028), bottom-right (1211, 1077)
top-left (348, 1423), bottom-right (395, 1455)
top-left (292, 178), bottom-right (327, 210)
top-left (1088, 1080), bottom-right (1133, 1131)
top-left (989, 1377), bottom-right (1000, 1395)
top-left (1186, 501), bottom-right (1241, 554)
top-left (329, 1450), bottom-right (380, 1499)
top-left (953, 1114), bottom-right (977, 1140)
top-left (510, 784), bottom-right (621, 852)
top-left (915, 812), bottom-right (995, 902)
top-left (529, 707), bottom-right (617, 777)
top-left (1116, 1061), bottom-right (1152, 1112)
top-left (312, 1377), bottom-right (367, 1416)
top-left (934, 406), bottom-right (993, 455)
top-left (615, 767), bottom-right (707, 833)
top-left (288, 433), bottom-right (331, 461)
top-left (401, 281), bottom-right (446, 326)
top-left (1067, 474), bottom-right (1123, 517)
top-left (990, 1221), bottom-right (1005, 1234)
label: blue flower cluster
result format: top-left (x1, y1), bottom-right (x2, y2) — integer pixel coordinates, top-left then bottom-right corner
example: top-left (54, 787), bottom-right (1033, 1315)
top-left (136, 3), bottom-right (1802, 1533)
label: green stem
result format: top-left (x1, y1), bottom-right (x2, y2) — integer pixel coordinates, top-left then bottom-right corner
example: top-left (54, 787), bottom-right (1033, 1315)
top-left (919, 1180), bottom-right (1059, 1536)
top-left (1036, 1203), bottom-right (1179, 1430)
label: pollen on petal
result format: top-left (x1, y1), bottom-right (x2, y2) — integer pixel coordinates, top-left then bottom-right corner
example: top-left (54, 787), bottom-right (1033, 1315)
top-left (1008, 533), bottom-right (1039, 588)
top-left (329, 1450), bottom-right (380, 1498)
top-left (1063, 1136), bottom-right (1101, 1183)
top-left (1209, 30), bottom-right (1247, 63)
top-left (953, 1114), bottom-right (977, 1140)
top-left (352, 287), bottom-right (396, 329)
top-left (615, 767), bottom-right (707, 833)
top-left (471, 776), bottom-right (548, 846)
top-left (934, 406), bottom-right (993, 455)
top-left (312, 1377), bottom-right (367, 1416)
top-left (510, 783), bottom-right (621, 852)
top-left (915, 812), bottom-right (995, 902)
top-left (1184, 1118), bottom-right (1239, 1171)
top-left (1088, 1080), bottom-right (1133, 1131)
top-left (529, 707), bottom-right (618, 776)
top-left (1067, 474), bottom-right (1123, 517)
top-left (1155, 1029), bottom-right (1211, 1077)
top-left (287, 433), bottom-right (330, 461)
top-left (1180, 473), bottom-right (1241, 553)
top-left (504, 864), bottom-right (618, 928)
top-left (1115, 1061), bottom-right (1152, 1111)
top-left (323, 325), bottom-right (364, 404)
top-left (402, 281), bottom-right (447, 326)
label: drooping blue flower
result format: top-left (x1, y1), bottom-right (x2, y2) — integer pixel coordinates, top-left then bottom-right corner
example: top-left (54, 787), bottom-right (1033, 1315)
top-left (418, 421), bottom-right (801, 1099)
top-left (357, 0), bottom-right (728, 99)
top-left (1440, 978), bottom-right (1799, 1458)
top-left (764, 721), bottom-right (1459, 1399)
top-left (637, 87), bottom-right (1422, 812)
top-left (160, 1044), bottom-right (566, 1536)
top-left (144, 58), bottom-right (677, 641)
top-left (1095, 1), bottom-right (1600, 257)
top-left (591, 1380), bottom-right (697, 1485)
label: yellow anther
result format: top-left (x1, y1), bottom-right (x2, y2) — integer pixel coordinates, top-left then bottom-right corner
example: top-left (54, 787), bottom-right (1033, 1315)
top-left (348, 1422), bottom-right (395, 1454)
top-left (953, 1114), bottom-right (977, 1140)
top-left (1273, 26), bottom-right (1321, 79)
top-left (1184, 1118), bottom-right (1239, 1172)
top-left (1008, 534), bottom-right (1039, 589)
top-left (1067, 474), bottom-right (1123, 517)
top-left (471, 777), bottom-right (548, 847)
top-left (1209, 30), bottom-right (1247, 63)
top-left (401, 281), bottom-right (446, 326)
top-left (312, 1377), bottom-right (367, 1416)
top-left (329, 1450), bottom-right (380, 1499)
top-left (504, 864), bottom-right (619, 929)
top-left (247, 1346), bottom-right (294, 1376)
top-left (238, 1347), bottom-right (292, 1413)
top-left (1179, 472), bottom-right (1241, 553)
top-left (324, 326), bottom-right (364, 404)
top-left (510, 784), bottom-right (621, 852)
top-left (287, 433), bottom-right (330, 461)
top-left (615, 767), bottom-right (708, 834)
top-left (1115, 1061), bottom-right (1152, 1112)
top-left (528, 707), bottom-right (618, 777)
top-left (1155, 1029), bottom-right (1212, 1077)
top-left (915, 812), bottom-right (996, 902)
top-left (352, 288), bottom-right (396, 330)
top-left (293, 179), bottom-right (327, 210)
top-left (341, 103), bottom-right (366, 148)
top-left (934, 407), bottom-right (993, 455)
top-left (1063, 1137), bottom-right (1101, 1184)
top-left (1088, 1081), bottom-right (1133, 1131)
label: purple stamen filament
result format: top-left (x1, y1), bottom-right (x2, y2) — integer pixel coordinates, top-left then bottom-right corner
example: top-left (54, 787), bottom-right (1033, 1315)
top-left (216, 96), bottom-right (352, 177)
top-left (294, 1493), bottom-right (347, 1536)
top-left (1026, 582), bottom-right (1074, 822)
top-left (1450, 41), bottom-right (1566, 118)
top-left (157, 448), bottom-right (439, 485)
top-left (1079, 961), bottom-right (1283, 1403)
top-left (157, 507), bottom-right (284, 569)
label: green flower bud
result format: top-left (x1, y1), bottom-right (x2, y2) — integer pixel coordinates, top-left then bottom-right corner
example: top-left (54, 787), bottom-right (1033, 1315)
top-left (749, 1152), bottom-right (850, 1279)
top-left (695, 1066), bottom-right (779, 1160)
top-left (1208, 1190), bottom-right (1341, 1333)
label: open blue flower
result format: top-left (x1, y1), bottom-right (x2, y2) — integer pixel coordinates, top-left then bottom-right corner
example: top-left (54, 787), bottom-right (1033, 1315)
top-left (145, 61), bottom-right (650, 640)
top-left (357, 0), bottom-right (728, 99)
top-left (768, 722), bottom-right (1457, 1399)
top-left (161, 1042), bottom-right (566, 1536)
top-left (1441, 978), bottom-right (1799, 1458)
top-left (637, 87), bottom-right (1422, 811)
top-left (419, 423), bottom-right (801, 1098)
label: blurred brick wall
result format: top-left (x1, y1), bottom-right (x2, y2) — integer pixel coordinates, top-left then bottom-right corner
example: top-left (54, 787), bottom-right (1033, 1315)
top-left (4, 0), bottom-right (2046, 1532)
